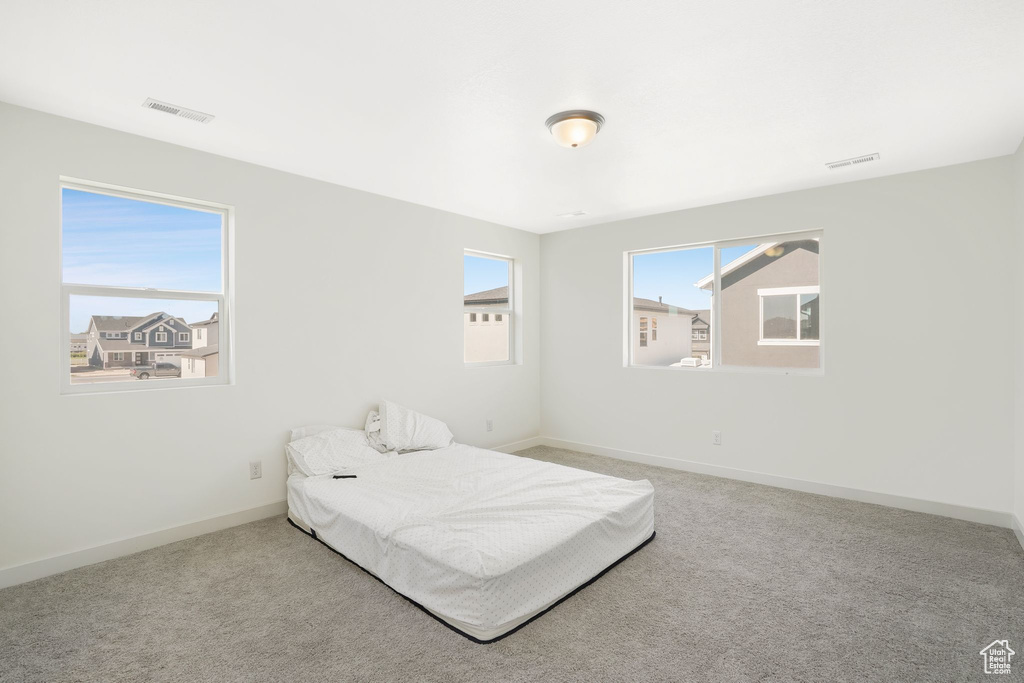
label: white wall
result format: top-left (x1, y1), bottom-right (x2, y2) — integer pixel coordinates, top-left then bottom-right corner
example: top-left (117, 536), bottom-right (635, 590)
top-left (1015, 138), bottom-right (1024, 529)
top-left (541, 158), bottom-right (1016, 514)
top-left (0, 102), bottom-right (540, 573)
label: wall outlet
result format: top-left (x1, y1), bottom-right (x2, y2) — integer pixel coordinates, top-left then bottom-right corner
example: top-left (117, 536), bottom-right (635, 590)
top-left (712, 430), bottom-right (722, 446)
top-left (486, 419), bottom-right (493, 432)
top-left (249, 460), bottom-right (262, 480)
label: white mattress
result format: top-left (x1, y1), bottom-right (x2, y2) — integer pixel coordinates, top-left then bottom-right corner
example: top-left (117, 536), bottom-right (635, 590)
top-left (286, 443), bottom-right (655, 642)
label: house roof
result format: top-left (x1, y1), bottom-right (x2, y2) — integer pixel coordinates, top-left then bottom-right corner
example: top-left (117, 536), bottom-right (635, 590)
top-left (695, 238), bottom-right (820, 289)
top-left (70, 333), bottom-right (89, 341)
top-left (691, 309), bottom-right (711, 327)
top-left (190, 312), bottom-right (219, 328)
top-left (464, 286), bottom-right (509, 305)
top-left (90, 315), bottom-right (149, 332)
top-left (180, 344), bottom-right (219, 359)
top-left (633, 297), bottom-right (697, 315)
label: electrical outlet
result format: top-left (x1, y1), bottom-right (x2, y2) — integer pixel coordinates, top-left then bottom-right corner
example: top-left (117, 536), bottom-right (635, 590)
top-left (712, 430), bottom-right (722, 446)
top-left (249, 460), bottom-right (262, 480)
top-left (486, 419), bottom-right (493, 432)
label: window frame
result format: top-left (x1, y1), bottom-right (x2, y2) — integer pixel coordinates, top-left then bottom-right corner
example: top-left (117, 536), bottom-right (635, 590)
top-left (59, 177), bottom-right (234, 395)
top-left (624, 229), bottom-right (823, 375)
top-left (178, 332), bottom-right (190, 344)
top-left (463, 250), bottom-right (515, 367)
top-left (757, 286), bottom-right (820, 346)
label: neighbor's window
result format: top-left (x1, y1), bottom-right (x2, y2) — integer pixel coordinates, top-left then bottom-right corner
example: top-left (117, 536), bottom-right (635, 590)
top-left (628, 231), bottom-right (821, 371)
top-left (464, 251), bottom-right (513, 364)
top-left (61, 181), bottom-right (230, 392)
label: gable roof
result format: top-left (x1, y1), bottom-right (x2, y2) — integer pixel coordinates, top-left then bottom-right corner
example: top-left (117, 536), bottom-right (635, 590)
top-left (90, 315), bottom-right (149, 332)
top-left (190, 312), bottom-right (219, 328)
top-left (633, 297), bottom-right (697, 315)
top-left (181, 344), bottom-right (219, 359)
top-left (464, 286), bottom-right (509, 305)
top-left (695, 239), bottom-right (819, 290)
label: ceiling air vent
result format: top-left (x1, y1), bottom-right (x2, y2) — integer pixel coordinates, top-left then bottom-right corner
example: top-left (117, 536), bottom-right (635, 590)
top-left (142, 98), bottom-right (215, 124)
top-left (826, 152), bottom-right (879, 171)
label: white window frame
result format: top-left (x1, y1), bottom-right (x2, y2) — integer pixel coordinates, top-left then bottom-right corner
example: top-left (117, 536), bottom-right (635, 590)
top-left (624, 229), bottom-right (823, 375)
top-left (155, 331), bottom-right (168, 343)
top-left (134, 331), bottom-right (142, 340)
top-left (59, 178), bottom-right (234, 395)
top-left (464, 249), bottom-right (515, 367)
top-left (757, 286), bottom-right (820, 346)
top-left (110, 352), bottom-right (124, 362)
top-left (178, 332), bottom-right (190, 343)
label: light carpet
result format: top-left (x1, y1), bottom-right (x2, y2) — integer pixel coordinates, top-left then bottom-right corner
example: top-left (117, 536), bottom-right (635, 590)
top-left (2, 446), bottom-right (1022, 682)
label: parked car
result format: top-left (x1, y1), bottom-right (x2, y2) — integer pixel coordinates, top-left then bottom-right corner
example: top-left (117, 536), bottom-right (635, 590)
top-left (130, 363), bottom-right (181, 380)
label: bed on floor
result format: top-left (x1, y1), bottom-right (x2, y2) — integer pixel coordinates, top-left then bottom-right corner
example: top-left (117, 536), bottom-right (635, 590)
top-left (285, 406), bottom-right (654, 643)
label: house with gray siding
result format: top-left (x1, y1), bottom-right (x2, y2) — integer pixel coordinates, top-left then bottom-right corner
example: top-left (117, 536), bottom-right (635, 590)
top-left (696, 239), bottom-right (820, 369)
top-left (86, 312), bottom-right (194, 369)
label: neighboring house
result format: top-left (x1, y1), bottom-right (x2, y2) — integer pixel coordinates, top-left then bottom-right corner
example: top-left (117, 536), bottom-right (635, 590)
top-left (464, 286), bottom-right (510, 362)
top-left (181, 345), bottom-right (219, 379)
top-left (190, 311), bottom-right (219, 349)
top-left (70, 333), bottom-right (88, 354)
top-left (86, 312), bottom-right (194, 369)
top-left (690, 309), bottom-right (710, 359)
top-left (632, 297), bottom-right (695, 366)
top-left (696, 239), bottom-right (819, 368)
top-left (181, 313), bottom-right (220, 378)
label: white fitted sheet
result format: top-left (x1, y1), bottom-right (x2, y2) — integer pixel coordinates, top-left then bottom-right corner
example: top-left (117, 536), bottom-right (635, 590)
top-left (286, 443), bottom-right (655, 642)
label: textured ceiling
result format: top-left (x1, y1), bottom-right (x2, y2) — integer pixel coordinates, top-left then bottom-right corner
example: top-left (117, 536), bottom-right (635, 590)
top-left (2, 0), bottom-right (1023, 233)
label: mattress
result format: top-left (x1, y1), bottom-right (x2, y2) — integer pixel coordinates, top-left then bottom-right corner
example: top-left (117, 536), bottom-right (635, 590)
top-left (286, 443), bottom-right (655, 643)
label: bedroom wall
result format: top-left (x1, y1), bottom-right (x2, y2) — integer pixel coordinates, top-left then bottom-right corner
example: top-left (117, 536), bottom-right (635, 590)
top-left (540, 157), bottom-right (1017, 517)
top-left (0, 101), bottom-right (541, 577)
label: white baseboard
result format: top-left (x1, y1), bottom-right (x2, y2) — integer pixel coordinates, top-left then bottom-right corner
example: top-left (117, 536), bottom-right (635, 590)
top-left (0, 500), bottom-right (287, 590)
top-left (1013, 514), bottom-right (1024, 553)
top-left (492, 436), bottom-right (545, 454)
top-left (536, 437), bottom-right (1013, 529)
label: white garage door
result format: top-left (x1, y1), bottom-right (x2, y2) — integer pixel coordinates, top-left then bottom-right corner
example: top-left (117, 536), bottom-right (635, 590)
top-left (154, 352), bottom-right (182, 367)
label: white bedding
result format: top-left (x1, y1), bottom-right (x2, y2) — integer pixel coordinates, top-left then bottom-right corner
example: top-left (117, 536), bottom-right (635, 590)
top-left (287, 443), bottom-right (655, 642)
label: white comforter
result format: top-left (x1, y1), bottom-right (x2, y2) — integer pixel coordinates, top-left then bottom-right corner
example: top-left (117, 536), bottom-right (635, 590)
top-left (287, 443), bottom-right (654, 640)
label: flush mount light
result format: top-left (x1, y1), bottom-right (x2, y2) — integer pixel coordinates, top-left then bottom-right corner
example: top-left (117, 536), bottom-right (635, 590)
top-left (545, 110), bottom-right (605, 148)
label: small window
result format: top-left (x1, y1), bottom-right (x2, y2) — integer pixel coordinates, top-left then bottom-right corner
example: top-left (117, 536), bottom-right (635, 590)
top-left (134, 332), bottom-right (142, 340)
top-left (652, 317), bottom-right (658, 342)
top-left (111, 352), bottom-right (124, 361)
top-left (178, 332), bottom-right (190, 343)
top-left (155, 331), bottom-right (168, 343)
top-left (197, 329), bottom-right (204, 340)
top-left (464, 251), bottom-right (514, 364)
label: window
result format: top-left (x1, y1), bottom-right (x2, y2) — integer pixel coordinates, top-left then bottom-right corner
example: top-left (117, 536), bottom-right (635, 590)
top-left (628, 231), bottom-right (821, 371)
top-left (464, 251), bottom-right (514, 364)
top-left (61, 180), bottom-right (230, 392)
top-left (178, 332), bottom-right (190, 343)
top-left (196, 329), bottom-right (204, 341)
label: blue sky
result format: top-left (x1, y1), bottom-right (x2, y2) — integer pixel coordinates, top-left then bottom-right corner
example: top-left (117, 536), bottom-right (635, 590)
top-left (63, 188), bottom-right (223, 332)
top-left (464, 254), bottom-right (508, 295)
top-left (633, 244), bottom-right (758, 311)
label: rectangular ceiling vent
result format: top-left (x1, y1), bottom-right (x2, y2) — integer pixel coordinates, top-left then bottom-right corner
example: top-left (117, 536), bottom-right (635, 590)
top-left (557, 210), bottom-right (587, 218)
top-left (826, 152), bottom-right (879, 171)
top-left (142, 98), bottom-right (215, 124)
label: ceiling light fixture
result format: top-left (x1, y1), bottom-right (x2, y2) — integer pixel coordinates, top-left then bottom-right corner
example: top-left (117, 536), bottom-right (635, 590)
top-left (545, 110), bottom-right (605, 148)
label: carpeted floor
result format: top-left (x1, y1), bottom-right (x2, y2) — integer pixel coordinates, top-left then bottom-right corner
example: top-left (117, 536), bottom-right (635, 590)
top-left (2, 446), bottom-right (1022, 682)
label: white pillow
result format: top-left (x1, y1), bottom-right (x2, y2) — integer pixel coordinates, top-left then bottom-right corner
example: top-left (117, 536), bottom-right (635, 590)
top-left (285, 428), bottom-right (387, 477)
top-left (377, 400), bottom-right (454, 452)
top-left (290, 424), bottom-right (342, 443)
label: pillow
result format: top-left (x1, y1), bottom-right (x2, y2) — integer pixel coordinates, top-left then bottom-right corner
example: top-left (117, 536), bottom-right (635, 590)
top-left (285, 428), bottom-right (387, 477)
top-left (290, 424), bottom-right (342, 443)
top-left (364, 411), bottom-right (388, 454)
top-left (377, 400), bottom-right (453, 452)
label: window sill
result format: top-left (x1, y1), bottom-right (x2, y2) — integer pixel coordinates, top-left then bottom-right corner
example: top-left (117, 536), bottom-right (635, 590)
top-left (757, 340), bottom-right (820, 347)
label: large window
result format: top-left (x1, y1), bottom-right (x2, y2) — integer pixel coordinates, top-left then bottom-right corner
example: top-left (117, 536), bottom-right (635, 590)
top-left (61, 180), bottom-right (231, 392)
top-left (628, 231), bottom-right (821, 372)
top-left (464, 251), bottom-right (513, 365)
